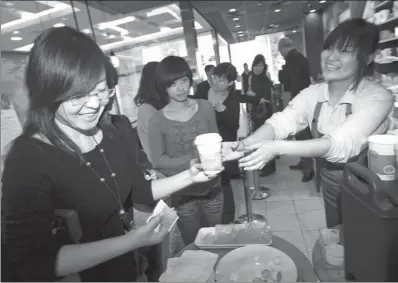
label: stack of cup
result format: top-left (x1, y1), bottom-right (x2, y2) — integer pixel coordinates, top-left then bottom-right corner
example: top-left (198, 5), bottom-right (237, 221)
top-left (194, 133), bottom-right (223, 175)
top-left (368, 135), bottom-right (398, 181)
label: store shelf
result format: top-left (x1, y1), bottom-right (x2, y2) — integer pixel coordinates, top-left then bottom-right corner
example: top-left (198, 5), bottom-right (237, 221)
top-left (379, 37), bottom-right (398, 49)
top-left (378, 16), bottom-right (398, 30)
top-left (375, 61), bottom-right (398, 74)
top-left (375, 1), bottom-right (393, 13)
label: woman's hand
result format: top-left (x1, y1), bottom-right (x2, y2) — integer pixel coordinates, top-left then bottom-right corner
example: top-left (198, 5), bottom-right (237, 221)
top-left (238, 141), bottom-right (279, 170)
top-left (189, 158), bottom-right (223, 183)
top-left (129, 215), bottom-right (168, 247)
top-left (221, 141), bottom-right (245, 162)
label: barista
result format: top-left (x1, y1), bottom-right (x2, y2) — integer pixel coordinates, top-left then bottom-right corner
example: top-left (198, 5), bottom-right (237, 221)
top-left (222, 18), bottom-right (394, 228)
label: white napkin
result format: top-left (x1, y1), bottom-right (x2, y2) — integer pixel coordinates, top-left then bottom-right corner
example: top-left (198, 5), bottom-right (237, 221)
top-left (159, 250), bottom-right (218, 282)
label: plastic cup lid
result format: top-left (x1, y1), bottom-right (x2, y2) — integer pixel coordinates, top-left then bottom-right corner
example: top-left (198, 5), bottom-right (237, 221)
top-left (195, 133), bottom-right (222, 145)
top-left (368, 135), bottom-right (398, 145)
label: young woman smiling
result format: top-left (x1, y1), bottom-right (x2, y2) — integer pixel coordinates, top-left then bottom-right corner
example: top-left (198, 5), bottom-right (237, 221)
top-left (223, 18), bottom-right (394, 228)
top-left (1, 27), bottom-right (220, 282)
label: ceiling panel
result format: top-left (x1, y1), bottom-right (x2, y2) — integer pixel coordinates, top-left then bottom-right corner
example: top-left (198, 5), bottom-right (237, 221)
top-left (192, 0), bottom-right (331, 44)
top-left (148, 13), bottom-right (178, 24)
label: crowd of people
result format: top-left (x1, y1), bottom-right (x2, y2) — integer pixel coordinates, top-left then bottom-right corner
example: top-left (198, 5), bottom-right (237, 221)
top-left (1, 17), bottom-right (394, 282)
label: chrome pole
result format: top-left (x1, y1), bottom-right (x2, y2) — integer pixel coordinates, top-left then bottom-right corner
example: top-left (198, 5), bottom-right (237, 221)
top-left (235, 106), bottom-right (267, 224)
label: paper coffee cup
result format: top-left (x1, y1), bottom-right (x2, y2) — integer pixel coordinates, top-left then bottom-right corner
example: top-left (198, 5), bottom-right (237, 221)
top-left (368, 135), bottom-right (398, 181)
top-left (194, 133), bottom-right (222, 174)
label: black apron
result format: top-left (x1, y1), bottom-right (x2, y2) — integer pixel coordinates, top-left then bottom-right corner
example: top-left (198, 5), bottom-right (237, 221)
top-left (311, 101), bottom-right (367, 228)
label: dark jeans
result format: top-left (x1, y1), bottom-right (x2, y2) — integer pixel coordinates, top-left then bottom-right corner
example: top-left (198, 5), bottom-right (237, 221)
top-left (171, 188), bottom-right (223, 245)
top-left (221, 170), bottom-right (235, 224)
top-left (295, 127), bottom-right (314, 176)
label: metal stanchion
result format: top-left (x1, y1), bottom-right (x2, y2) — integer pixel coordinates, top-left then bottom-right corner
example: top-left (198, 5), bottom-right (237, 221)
top-left (235, 166), bottom-right (267, 224)
top-left (234, 108), bottom-right (267, 224)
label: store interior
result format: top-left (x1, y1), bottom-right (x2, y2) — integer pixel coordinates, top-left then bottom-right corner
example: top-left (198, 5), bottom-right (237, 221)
top-left (1, 0), bottom-right (398, 282)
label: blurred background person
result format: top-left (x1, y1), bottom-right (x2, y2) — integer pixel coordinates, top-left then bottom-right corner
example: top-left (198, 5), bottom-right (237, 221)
top-left (278, 37), bottom-right (314, 182)
top-left (247, 54), bottom-right (276, 177)
top-left (194, 64), bottom-right (215, 99)
top-left (241, 63), bottom-right (251, 95)
top-left (200, 62), bottom-right (257, 223)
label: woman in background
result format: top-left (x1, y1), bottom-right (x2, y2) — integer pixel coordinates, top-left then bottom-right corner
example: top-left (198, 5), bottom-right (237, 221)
top-left (147, 56), bottom-right (223, 246)
top-left (134, 61), bottom-right (185, 267)
top-left (247, 54), bottom-right (276, 176)
top-left (134, 61), bottom-right (166, 157)
top-left (198, 62), bottom-right (257, 224)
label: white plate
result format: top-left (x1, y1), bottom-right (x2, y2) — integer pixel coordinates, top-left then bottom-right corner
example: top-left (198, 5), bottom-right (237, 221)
top-left (216, 245), bottom-right (297, 282)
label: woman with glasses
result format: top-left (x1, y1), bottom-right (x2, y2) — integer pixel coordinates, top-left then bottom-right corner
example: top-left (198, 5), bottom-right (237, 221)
top-left (1, 27), bottom-right (221, 282)
top-left (196, 62), bottom-right (257, 224)
top-left (222, 19), bottom-right (394, 228)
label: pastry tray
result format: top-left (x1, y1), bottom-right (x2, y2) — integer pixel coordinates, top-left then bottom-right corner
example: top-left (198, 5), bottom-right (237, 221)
top-left (194, 226), bottom-right (273, 250)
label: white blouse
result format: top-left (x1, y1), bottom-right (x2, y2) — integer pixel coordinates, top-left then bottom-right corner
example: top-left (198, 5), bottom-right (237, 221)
top-left (266, 78), bottom-right (394, 163)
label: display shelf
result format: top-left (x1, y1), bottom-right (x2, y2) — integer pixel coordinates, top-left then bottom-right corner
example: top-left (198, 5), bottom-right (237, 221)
top-left (375, 0), bottom-right (393, 13)
top-left (364, 0), bottom-right (398, 90)
top-left (378, 16), bottom-right (398, 30)
top-left (375, 61), bottom-right (398, 74)
top-left (379, 37), bottom-right (398, 49)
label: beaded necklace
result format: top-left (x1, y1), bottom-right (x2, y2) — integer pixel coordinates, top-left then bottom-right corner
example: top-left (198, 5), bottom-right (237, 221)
top-left (85, 136), bottom-right (136, 232)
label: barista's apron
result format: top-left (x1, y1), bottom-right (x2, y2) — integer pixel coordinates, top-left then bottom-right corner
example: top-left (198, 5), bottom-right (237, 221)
top-left (311, 102), bottom-right (367, 228)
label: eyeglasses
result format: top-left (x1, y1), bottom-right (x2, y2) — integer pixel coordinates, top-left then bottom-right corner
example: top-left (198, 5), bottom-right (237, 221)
top-left (68, 88), bottom-right (116, 106)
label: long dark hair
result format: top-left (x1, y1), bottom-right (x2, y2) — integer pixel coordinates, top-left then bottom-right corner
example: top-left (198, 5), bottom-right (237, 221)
top-left (134, 61), bottom-right (167, 110)
top-left (23, 26), bottom-right (116, 163)
top-left (156, 56), bottom-right (193, 100)
top-left (322, 18), bottom-right (379, 90)
top-left (251, 54), bottom-right (269, 76)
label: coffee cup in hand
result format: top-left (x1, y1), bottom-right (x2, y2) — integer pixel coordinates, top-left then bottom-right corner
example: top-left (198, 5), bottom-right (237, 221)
top-left (194, 133), bottom-right (223, 175)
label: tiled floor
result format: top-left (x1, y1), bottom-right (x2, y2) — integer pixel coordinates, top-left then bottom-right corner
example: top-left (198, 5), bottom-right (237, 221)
top-left (231, 156), bottom-right (326, 265)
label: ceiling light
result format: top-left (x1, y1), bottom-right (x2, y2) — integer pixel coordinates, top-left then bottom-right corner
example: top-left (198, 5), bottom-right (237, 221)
top-left (13, 31), bottom-right (20, 34)
top-left (319, 0), bottom-right (326, 3)
top-left (108, 34), bottom-right (116, 39)
top-left (292, 30), bottom-right (297, 33)
top-left (257, 3), bottom-right (262, 6)
top-left (238, 33), bottom-right (244, 36)
top-left (53, 23), bottom-right (65, 27)
top-left (235, 25), bottom-right (241, 28)
top-left (233, 17), bottom-right (239, 21)
top-left (274, 9), bottom-right (281, 12)
top-left (309, 9), bottom-right (316, 13)
top-left (238, 31), bottom-right (244, 34)
top-left (19, 11), bottom-right (35, 19)
top-left (4, 2), bottom-right (14, 6)
top-left (11, 37), bottom-right (23, 41)
top-left (229, 8), bottom-right (236, 13)
top-left (160, 27), bottom-right (172, 32)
